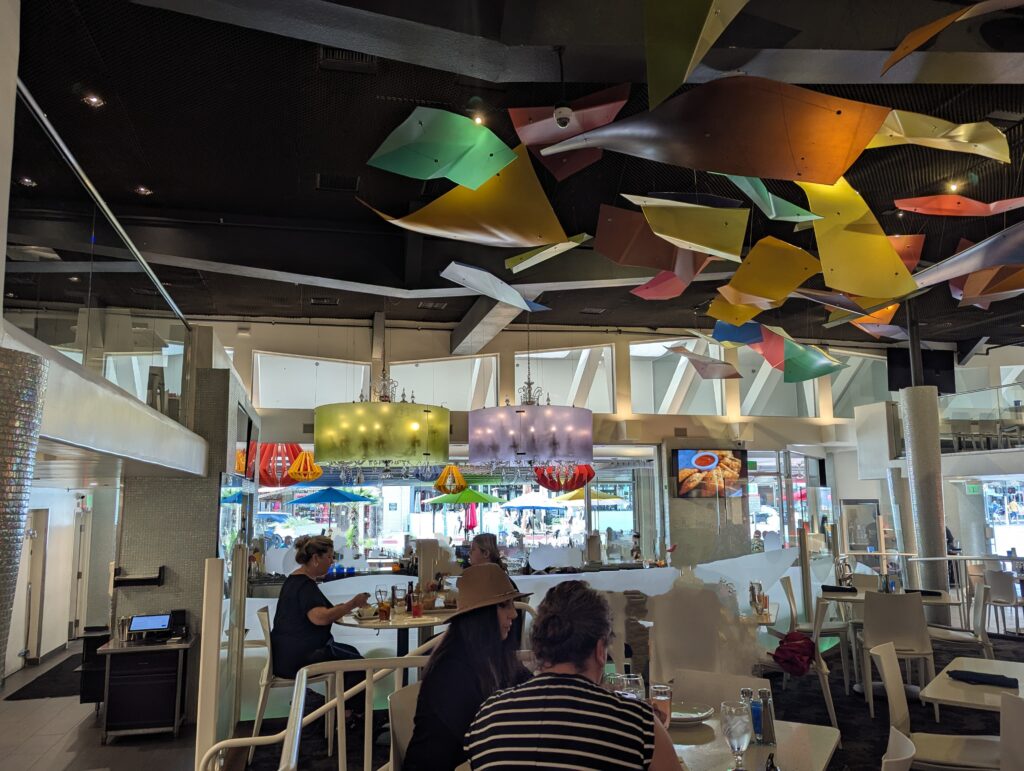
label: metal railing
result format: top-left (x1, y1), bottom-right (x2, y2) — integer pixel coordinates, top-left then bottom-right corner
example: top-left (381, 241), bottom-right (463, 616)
top-left (197, 637), bottom-right (441, 771)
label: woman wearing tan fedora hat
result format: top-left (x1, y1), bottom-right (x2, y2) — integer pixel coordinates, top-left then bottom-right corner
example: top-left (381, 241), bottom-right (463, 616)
top-left (403, 563), bottom-right (532, 771)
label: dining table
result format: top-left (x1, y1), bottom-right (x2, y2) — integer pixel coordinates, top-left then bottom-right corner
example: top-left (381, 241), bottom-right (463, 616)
top-left (336, 608), bottom-right (454, 684)
top-left (670, 717), bottom-right (839, 771)
top-left (920, 656), bottom-right (1024, 713)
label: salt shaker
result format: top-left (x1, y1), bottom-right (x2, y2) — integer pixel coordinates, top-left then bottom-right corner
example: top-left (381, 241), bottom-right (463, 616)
top-left (757, 688), bottom-right (776, 746)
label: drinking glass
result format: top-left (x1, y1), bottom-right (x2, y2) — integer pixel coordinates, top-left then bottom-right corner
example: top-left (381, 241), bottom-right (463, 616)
top-left (394, 587), bottom-right (407, 615)
top-left (649, 684), bottom-right (672, 727)
top-left (375, 585), bottom-right (389, 605)
top-left (720, 701), bottom-right (753, 770)
top-left (617, 673), bottom-right (646, 701)
top-left (601, 672), bottom-right (623, 692)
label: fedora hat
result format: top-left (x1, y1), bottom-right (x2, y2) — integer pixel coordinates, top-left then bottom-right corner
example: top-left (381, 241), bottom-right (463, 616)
top-left (449, 563), bottom-right (530, 621)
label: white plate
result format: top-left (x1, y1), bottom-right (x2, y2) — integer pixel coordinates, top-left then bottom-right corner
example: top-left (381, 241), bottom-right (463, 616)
top-left (671, 703), bottom-right (714, 725)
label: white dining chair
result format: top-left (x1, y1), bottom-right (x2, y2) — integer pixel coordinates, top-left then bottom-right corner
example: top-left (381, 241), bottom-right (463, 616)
top-left (928, 583), bottom-right (994, 660)
top-left (859, 592), bottom-right (937, 721)
top-left (513, 601), bottom-right (537, 651)
top-left (871, 643), bottom-right (999, 769)
top-left (881, 726), bottom-right (916, 771)
top-left (249, 606), bottom-right (336, 764)
top-left (386, 681), bottom-right (421, 771)
top-left (673, 668), bottom-right (769, 707)
top-left (985, 570), bottom-right (1022, 634)
top-left (779, 576), bottom-right (851, 694)
top-left (1001, 693), bottom-right (1024, 771)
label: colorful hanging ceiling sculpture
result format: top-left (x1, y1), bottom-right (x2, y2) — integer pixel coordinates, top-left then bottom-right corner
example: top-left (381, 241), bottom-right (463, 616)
top-left (594, 204), bottom-right (684, 270)
top-left (748, 326), bottom-right (846, 383)
top-left (367, 106), bottom-right (517, 190)
top-left (509, 84), bottom-right (630, 180)
top-left (711, 320), bottom-right (765, 346)
top-left (911, 219), bottom-right (1024, 290)
top-left (797, 176), bottom-right (918, 298)
top-left (713, 173), bottom-right (821, 223)
top-left (644, 0), bottom-right (750, 108)
top-left (631, 251), bottom-right (715, 301)
top-left (362, 144), bottom-right (567, 248)
top-left (621, 194), bottom-right (748, 262)
top-left (961, 266), bottom-right (1024, 305)
top-left (865, 110), bottom-right (1009, 163)
top-left (288, 450), bottom-right (323, 483)
top-left (716, 236), bottom-right (819, 307)
top-left (541, 76), bottom-right (892, 184)
top-left (505, 233), bottom-right (591, 274)
top-left (707, 296), bottom-right (770, 326)
top-left (888, 235), bottom-right (926, 271)
top-left (441, 262), bottom-right (549, 312)
top-left (664, 345), bottom-right (743, 379)
top-left (894, 194), bottom-right (1024, 217)
top-left (881, 0), bottom-right (1024, 75)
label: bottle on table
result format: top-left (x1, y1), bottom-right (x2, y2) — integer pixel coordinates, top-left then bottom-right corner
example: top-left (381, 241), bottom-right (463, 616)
top-left (740, 687), bottom-right (761, 742)
top-left (757, 688), bottom-right (776, 746)
top-left (406, 581), bottom-right (414, 614)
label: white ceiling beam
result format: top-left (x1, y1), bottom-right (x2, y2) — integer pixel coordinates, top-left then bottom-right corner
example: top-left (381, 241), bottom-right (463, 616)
top-left (469, 356), bottom-right (496, 410)
top-left (741, 359), bottom-right (782, 416)
top-left (568, 348), bottom-right (602, 408)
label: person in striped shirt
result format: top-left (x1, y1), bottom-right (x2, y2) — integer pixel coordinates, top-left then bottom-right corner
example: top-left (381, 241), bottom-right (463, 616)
top-left (465, 581), bottom-right (684, 770)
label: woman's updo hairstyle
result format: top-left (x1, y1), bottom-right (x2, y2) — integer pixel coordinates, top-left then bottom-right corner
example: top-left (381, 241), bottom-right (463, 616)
top-left (530, 581), bottom-right (611, 669)
top-left (294, 534), bottom-right (333, 564)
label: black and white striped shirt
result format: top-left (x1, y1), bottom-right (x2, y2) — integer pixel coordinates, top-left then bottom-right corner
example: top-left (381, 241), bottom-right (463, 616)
top-left (464, 672), bottom-right (656, 770)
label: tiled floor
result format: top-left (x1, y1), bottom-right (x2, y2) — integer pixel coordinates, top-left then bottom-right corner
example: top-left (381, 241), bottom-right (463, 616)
top-left (0, 644), bottom-right (194, 771)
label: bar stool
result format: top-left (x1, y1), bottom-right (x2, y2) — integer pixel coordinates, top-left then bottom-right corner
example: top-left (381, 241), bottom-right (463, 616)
top-left (249, 606), bottom-right (336, 764)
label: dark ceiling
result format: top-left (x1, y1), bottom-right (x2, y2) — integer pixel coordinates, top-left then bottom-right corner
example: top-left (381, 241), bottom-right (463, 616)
top-left (8, 0), bottom-right (1024, 346)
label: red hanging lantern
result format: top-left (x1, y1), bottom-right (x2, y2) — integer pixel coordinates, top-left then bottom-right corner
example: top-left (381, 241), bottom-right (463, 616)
top-left (533, 464), bottom-right (594, 492)
top-left (258, 443), bottom-right (303, 487)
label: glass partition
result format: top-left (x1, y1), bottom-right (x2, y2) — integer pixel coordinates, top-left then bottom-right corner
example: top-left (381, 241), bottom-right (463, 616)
top-left (5, 97), bottom-right (190, 423)
top-left (830, 350), bottom-right (891, 418)
top-left (514, 345), bottom-right (615, 413)
top-left (937, 382), bottom-right (1024, 451)
top-left (629, 338), bottom-right (725, 415)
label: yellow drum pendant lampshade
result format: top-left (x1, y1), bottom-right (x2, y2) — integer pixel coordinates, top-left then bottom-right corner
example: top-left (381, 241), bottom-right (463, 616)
top-left (314, 401), bottom-right (450, 465)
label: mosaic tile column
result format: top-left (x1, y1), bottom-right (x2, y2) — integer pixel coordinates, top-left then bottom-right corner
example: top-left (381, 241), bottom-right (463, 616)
top-left (0, 348), bottom-right (47, 683)
top-left (899, 385), bottom-right (950, 623)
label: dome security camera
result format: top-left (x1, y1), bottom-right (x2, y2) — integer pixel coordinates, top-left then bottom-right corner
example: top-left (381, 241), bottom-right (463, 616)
top-left (553, 104), bottom-right (573, 129)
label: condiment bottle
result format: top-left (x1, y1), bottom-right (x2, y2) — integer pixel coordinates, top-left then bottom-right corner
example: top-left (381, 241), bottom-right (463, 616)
top-left (406, 581), bottom-right (414, 613)
top-left (758, 688), bottom-right (776, 746)
top-left (741, 687), bottom-right (761, 742)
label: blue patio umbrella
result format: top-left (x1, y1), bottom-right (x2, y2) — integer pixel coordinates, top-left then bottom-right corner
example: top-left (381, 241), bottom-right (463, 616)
top-left (220, 491), bottom-right (245, 504)
top-left (288, 487), bottom-right (373, 505)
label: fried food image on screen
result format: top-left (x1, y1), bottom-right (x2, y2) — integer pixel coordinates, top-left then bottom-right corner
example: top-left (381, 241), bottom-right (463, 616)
top-left (677, 467), bottom-right (705, 495)
top-left (678, 451), bottom-right (744, 496)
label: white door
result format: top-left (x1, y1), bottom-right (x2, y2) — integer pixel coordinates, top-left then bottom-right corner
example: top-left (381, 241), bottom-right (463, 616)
top-left (68, 502), bottom-right (91, 639)
top-left (25, 509), bottom-right (49, 662)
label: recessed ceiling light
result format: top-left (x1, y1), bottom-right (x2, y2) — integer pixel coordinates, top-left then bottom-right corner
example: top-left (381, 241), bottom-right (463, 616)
top-left (948, 182), bottom-right (959, 192)
top-left (89, 481), bottom-right (98, 486)
top-left (473, 115), bottom-right (484, 125)
top-left (5, 292), bottom-right (14, 298)
top-left (82, 93), bottom-right (105, 108)
top-left (68, 275), bottom-right (81, 283)
top-left (897, 211), bottom-right (904, 218)
top-left (17, 176), bottom-right (38, 187)
top-left (134, 185), bottom-right (153, 196)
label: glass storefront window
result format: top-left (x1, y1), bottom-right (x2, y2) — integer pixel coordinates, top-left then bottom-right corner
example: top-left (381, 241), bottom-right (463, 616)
top-left (252, 351), bottom-right (368, 409)
top-left (629, 339), bottom-right (725, 416)
top-left (390, 354), bottom-right (498, 410)
top-left (737, 347), bottom-right (818, 417)
top-left (514, 345), bottom-right (615, 413)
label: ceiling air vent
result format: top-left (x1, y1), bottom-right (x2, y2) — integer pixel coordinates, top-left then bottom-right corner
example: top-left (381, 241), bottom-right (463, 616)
top-left (417, 300), bottom-right (448, 310)
top-left (310, 296), bottom-right (339, 306)
top-left (301, 423), bottom-right (314, 435)
top-left (318, 46), bottom-right (378, 73)
top-left (580, 307), bottom-right (607, 315)
top-left (316, 173), bottom-right (360, 193)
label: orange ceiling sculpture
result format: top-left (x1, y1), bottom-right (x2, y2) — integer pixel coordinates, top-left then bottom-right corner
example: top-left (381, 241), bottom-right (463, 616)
top-left (541, 76), bottom-right (892, 185)
top-left (888, 234), bottom-right (926, 271)
top-left (361, 145), bottom-right (566, 248)
top-left (894, 194), bottom-right (1024, 217)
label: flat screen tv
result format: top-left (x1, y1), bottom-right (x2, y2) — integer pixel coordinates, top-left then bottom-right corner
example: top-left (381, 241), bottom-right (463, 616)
top-left (671, 449), bottom-right (748, 498)
top-left (885, 349), bottom-right (956, 395)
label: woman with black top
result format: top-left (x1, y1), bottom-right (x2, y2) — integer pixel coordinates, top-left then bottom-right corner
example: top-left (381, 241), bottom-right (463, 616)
top-left (403, 563), bottom-right (531, 771)
top-left (270, 535), bottom-right (370, 685)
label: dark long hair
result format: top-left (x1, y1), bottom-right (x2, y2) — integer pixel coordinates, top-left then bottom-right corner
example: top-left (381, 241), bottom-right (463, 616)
top-left (422, 603), bottom-right (527, 697)
top-left (472, 533), bottom-right (507, 571)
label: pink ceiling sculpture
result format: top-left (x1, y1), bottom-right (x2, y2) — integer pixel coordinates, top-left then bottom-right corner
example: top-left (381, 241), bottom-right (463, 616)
top-left (509, 84), bottom-right (630, 181)
top-left (894, 194), bottom-right (1024, 217)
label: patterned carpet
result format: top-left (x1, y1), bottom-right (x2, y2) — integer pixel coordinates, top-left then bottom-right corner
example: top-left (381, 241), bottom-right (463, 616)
top-left (245, 635), bottom-right (1022, 770)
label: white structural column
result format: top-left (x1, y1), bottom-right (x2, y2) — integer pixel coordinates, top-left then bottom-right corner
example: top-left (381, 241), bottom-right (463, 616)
top-left (899, 385), bottom-right (950, 622)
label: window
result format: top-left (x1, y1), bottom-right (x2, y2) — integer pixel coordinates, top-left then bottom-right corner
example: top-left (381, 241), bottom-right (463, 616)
top-left (830, 350), bottom-right (892, 419)
top-left (737, 346), bottom-right (818, 417)
top-left (253, 351), bottom-right (368, 409)
top-left (390, 355), bottom-right (498, 410)
top-left (629, 339), bottom-right (725, 415)
top-left (514, 345), bottom-right (615, 413)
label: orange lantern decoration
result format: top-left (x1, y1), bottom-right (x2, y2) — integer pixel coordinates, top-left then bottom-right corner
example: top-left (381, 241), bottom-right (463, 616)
top-left (434, 464), bottom-right (467, 494)
top-left (288, 450), bottom-right (323, 483)
top-left (234, 449), bottom-right (247, 475)
top-left (258, 443), bottom-right (303, 487)
top-left (533, 464), bottom-right (595, 492)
